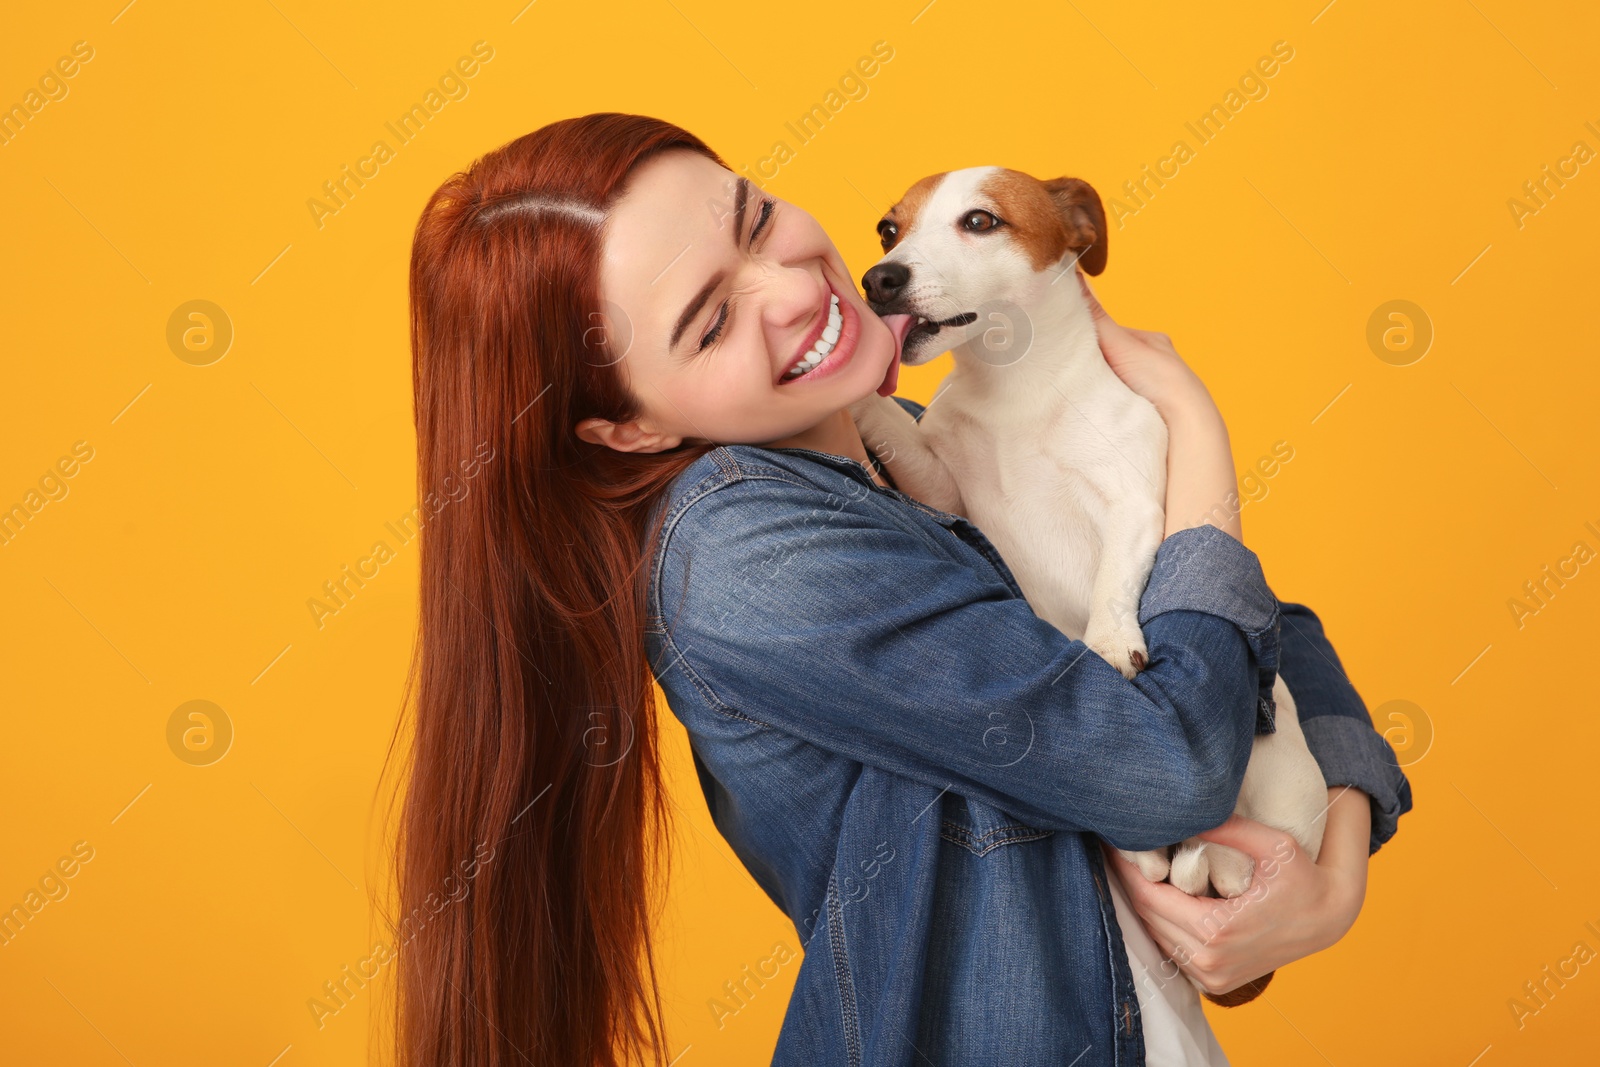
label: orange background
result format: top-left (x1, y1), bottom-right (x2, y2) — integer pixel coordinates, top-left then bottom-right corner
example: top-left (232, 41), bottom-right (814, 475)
top-left (3, 1), bottom-right (1596, 1064)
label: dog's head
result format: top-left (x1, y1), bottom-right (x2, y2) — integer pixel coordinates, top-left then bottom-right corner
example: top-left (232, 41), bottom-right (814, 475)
top-left (861, 166), bottom-right (1107, 366)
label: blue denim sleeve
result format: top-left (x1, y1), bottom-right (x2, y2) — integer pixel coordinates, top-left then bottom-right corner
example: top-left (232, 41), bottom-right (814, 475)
top-left (891, 395), bottom-right (927, 419)
top-left (1274, 600), bottom-right (1414, 855)
top-left (891, 396), bottom-right (1412, 850)
top-left (652, 473), bottom-right (1283, 852)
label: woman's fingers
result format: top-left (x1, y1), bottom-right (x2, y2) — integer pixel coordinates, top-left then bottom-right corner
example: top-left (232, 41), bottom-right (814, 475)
top-left (1193, 813), bottom-right (1300, 866)
top-left (1102, 848), bottom-right (1193, 948)
top-left (1104, 847), bottom-right (1220, 938)
top-left (1076, 269), bottom-right (1105, 318)
top-left (1128, 328), bottom-right (1176, 355)
top-left (1102, 846), bottom-right (1252, 988)
top-left (1078, 272), bottom-right (1131, 340)
top-left (1077, 271), bottom-right (1177, 356)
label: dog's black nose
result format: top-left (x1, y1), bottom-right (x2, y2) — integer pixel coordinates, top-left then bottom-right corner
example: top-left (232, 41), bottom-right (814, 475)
top-left (861, 261), bottom-right (910, 306)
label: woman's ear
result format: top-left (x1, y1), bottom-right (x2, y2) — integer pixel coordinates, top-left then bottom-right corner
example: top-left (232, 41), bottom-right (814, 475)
top-left (574, 416), bottom-right (613, 448)
top-left (574, 415), bottom-right (683, 453)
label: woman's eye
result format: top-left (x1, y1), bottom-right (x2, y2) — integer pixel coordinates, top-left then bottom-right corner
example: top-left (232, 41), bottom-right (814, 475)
top-left (750, 197), bottom-right (776, 244)
top-left (698, 302), bottom-right (729, 352)
top-left (694, 199), bottom-right (779, 354)
top-left (695, 200), bottom-right (777, 353)
top-left (962, 209), bottom-right (1001, 232)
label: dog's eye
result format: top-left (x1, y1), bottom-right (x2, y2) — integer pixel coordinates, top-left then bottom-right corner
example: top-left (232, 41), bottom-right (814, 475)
top-left (961, 209), bottom-right (1001, 233)
top-left (876, 218), bottom-right (899, 251)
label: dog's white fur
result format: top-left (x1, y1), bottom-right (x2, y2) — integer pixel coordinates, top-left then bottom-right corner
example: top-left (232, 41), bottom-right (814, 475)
top-left (850, 165), bottom-right (1328, 940)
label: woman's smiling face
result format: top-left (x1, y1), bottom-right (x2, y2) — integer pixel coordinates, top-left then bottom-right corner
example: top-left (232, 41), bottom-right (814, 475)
top-left (579, 149), bottom-right (902, 453)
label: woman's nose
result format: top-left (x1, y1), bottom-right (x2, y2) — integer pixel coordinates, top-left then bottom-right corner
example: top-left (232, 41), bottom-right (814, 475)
top-left (763, 265), bottom-right (829, 328)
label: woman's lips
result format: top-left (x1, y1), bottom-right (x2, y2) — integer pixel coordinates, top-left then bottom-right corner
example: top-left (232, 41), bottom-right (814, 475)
top-left (778, 277), bottom-right (861, 386)
top-left (773, 284), bottom-right (911, 397)
top-left (779, 291), bottom-right (835, 381)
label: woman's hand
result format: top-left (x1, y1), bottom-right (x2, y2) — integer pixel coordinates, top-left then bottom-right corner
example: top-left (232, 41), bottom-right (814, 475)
top-left (1078, 271), bottom-right (1245, 542)
top-left (1101, 786), bottom-right (1372, 997)
top-left (1078, 270), bottom-right (1211, 420)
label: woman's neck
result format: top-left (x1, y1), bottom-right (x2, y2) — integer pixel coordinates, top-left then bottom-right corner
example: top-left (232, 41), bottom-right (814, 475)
top-left (764, 406), bottom-right (889, 486)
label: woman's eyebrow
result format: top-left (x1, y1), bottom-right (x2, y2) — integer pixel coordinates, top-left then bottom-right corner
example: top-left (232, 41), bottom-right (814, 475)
top-left (668, 177), bottom-right (751, 351)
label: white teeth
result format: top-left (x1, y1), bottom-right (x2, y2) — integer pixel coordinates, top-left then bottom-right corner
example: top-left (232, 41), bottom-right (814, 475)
top-left (783, 293), bottom-right (844, 379)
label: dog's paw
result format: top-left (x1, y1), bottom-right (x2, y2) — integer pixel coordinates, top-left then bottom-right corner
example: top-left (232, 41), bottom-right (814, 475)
top-left (848, 393), bottom-right (887, 426)
top-left (1207, 844), bottom-right (1256, 898)
top-left (1117, 846), bottom-right (1171, 884)
top-left (1168, 838), bottom-right (1256, 898)
top-left (1167, 838), bottom-right (1214, 896)
top-left (1085, 620), bottom-right (1149, 680)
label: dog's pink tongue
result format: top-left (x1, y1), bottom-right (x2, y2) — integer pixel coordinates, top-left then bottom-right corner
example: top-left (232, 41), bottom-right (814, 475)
top-left (876, 313), bottom-right (914, 397)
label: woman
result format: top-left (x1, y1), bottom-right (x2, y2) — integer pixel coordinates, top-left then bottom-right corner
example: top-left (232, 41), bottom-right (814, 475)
top-left (388, 112), bottom-right (1412, 1067)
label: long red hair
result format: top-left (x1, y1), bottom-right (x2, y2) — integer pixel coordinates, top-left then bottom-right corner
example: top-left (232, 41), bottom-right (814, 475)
top-left (378, 113), bottom-right (723, 1067)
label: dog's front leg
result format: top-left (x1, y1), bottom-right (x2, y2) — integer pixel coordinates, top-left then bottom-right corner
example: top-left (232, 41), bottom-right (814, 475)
top-left (1081, 496), bottom-right (1165, 680)
top-left (848, 394), bottom-right (967, 516)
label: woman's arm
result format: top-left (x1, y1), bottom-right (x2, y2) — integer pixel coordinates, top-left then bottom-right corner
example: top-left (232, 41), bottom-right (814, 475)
top-left (1101, 785), bottom-right (1370, 996)
top-left (1278, 600), bottom-right (1415, 854)
top-left (1079, 271), bottom-right (1411, 986)
top-left (1162, 403), bottom-right (1242, 541)
top-left (1073, 270), bottom-right (1244, 544)
top-left (652, 476), bottom-right (1279, 851)
top-left (652, 275), bottom-right (1279, 852)
top-left (1103, 604), bottom-right (1412, 992)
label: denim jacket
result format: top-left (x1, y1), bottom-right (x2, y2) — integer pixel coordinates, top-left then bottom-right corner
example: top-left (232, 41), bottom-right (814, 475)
top-left (645, 396), bottom-right (1412, 1067)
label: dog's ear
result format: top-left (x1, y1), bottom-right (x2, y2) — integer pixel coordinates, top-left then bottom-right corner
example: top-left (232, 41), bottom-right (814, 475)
top-left (1043, 177), bottom-right (1108, 276)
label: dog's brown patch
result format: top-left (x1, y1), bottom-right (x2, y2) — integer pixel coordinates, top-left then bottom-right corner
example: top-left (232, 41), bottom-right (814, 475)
top-left (978, 168), bottom-right (1109, 275)
top-left (879, 171), bottom-right (948, 250)
top-left (978, 169), bottom-right (1072, 271)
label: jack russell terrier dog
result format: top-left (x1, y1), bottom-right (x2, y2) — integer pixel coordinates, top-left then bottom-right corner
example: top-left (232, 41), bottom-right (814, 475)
top-left (848, 166), bottom-right (1328, 1010)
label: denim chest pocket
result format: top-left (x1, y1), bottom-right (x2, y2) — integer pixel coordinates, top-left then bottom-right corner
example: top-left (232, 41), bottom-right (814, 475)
top-left (940, 795), bottom-right (1055, 857)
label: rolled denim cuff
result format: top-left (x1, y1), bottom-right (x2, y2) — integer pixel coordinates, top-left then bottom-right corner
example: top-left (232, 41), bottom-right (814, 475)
top-left (1138, 524), bottom-right (1283, 734)
top-left (1302, 715), bottom-right (1414, 855)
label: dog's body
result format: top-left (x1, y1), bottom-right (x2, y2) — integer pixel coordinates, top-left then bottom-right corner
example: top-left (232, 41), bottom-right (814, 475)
top-left (850, 166), bottom-right (1328, 1014)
